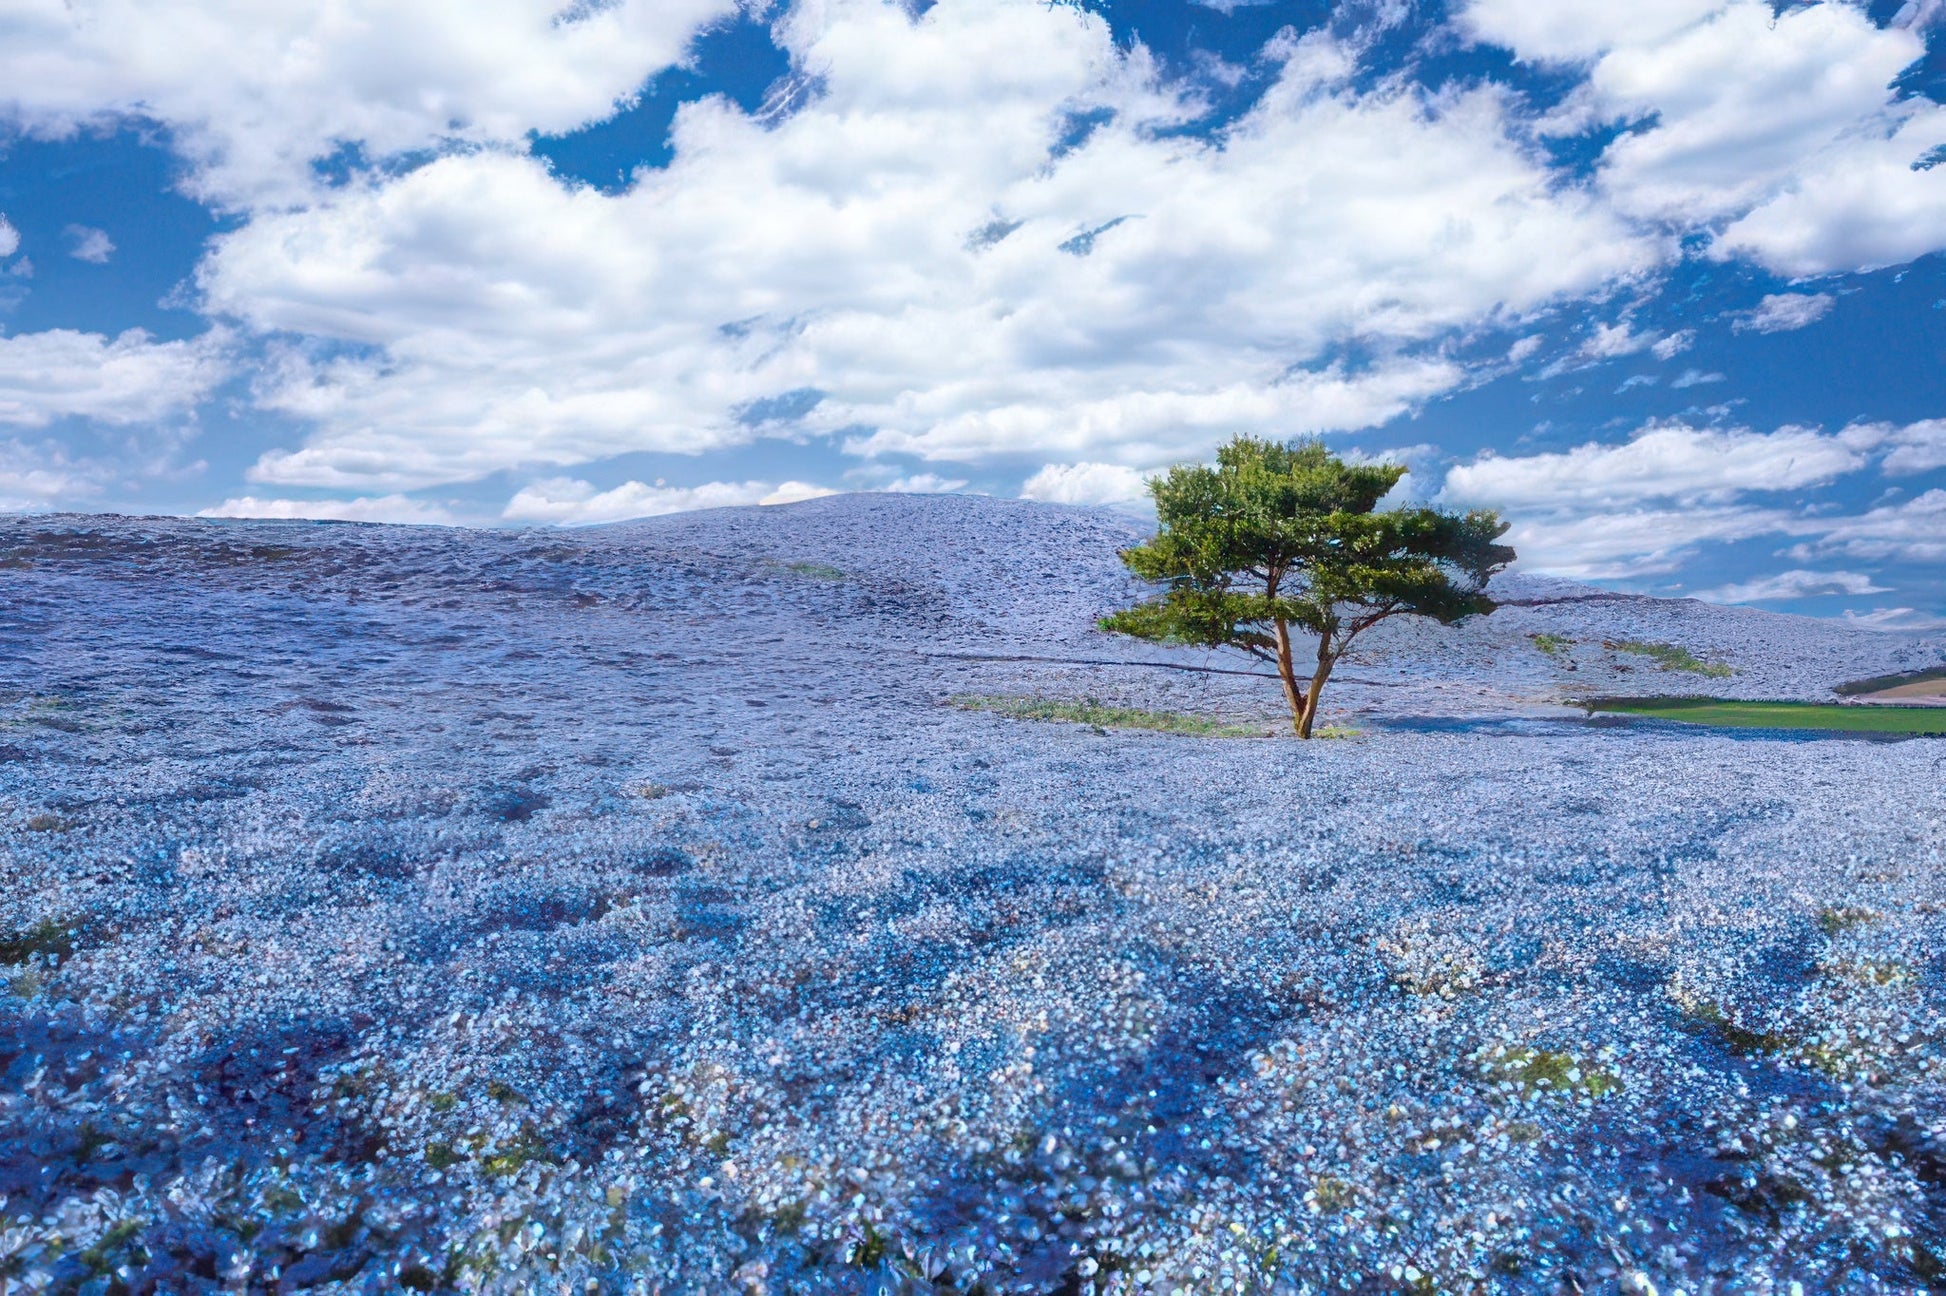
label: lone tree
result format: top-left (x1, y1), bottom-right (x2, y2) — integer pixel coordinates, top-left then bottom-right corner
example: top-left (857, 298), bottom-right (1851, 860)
top-left (1100, 436), bottom-right (1514, 738)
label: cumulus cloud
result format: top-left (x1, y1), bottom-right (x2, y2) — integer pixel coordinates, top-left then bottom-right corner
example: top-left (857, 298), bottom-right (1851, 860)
top-left (1714, 106), bottom-right (1946, 275)
top-left (1579, 320), bottom-right (1657, 359)
top-left (1457, 0), bottom-right (1718, 64)
top-left (196, 2), bottom-right (1657, 490)
top-left (502, 477), bottom-right (835, 525)
top-left (840, 464), bottom-right (968, 493)
top-left (0, 437), bottom-right (112, 509)
top-left (1539, 318), bottom-right (1671, 378)
top-left (1696, 569), bottom-right (1888, 604)
top-left (0, 0), bottom-right (736, 206)
top-left (63, 225), bottom-right (114, 263)
top-left (1441, 423), bottom-right (1868, 511)
top-left (1020, 462), bottom-right (1153, 506)
top-left (1894, 0), bottom-right (1946, 32)
top-left (1842, 605), bottom-right (1946, 632)
top-left (1793, 490), bottom-right (1946, 564)
top-left (1650, 330), bottom-right (1694, 360)
top-left (878, 473), bottom-right (968, 494)
top-left (197, 495), bottom-right (457, 525)
top-left (1438, 420), bottom-right (1913, 577)
top-left (0, 328), bottom-right (227, 427)
top-left (0, 214), bottom-right (18, 258)
top-left (1493, 504), bottom-right (1796, 579)
top-left (1872, 418), bottom-right (1946, 476)
top-left (6, 0), bottom-right (1940, 586)
top-left (1733, 292), bottom-right (1835, 334)
top-left (1827, 417), bottom-right (1946, 476)
top-left (1465, 0), bottom-right (1946, 275)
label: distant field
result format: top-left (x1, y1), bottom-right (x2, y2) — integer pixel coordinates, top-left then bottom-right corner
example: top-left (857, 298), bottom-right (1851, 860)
top-left (1833, 666), bottom-right (1946, 697)
top-left (1590, 696), bottom-right (1946, 734)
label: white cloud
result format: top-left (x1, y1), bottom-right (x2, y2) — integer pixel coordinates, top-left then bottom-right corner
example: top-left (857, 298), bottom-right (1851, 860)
top-left (1592, 4), bottom-right (1921, 227)
top-left (1894, 1), bottom-right (1946, 32)
top-left (1442, 422), bottom-right (1867, 510)
top-left (63, 224), bottom-right (114, 263)
top-left (880, 473), bottom-right (968, 494)
top-left (194, 2), bottom-right (1658, 490)
top-left (1497, 504), bottom-right (1795, 579)
top-left (0, 429), bottom-right (211, 510)
top-left (1537, 319), bottom-right (1668, 378)
top-left (1580, 320), bottom-right (1656, 359)
top-left (1650, 329), bottom-right (1694, 360)
top-left (1872, 418), bottom-right (1946, 476)
top-left (1441, 420), bottom-right (1910, 577)
top-left (1842, 605), bottom-right (1946, 633)
top-left (0, 215), bottom-right (18, 258)
top-left (0, 437), bottom-right (111, 509)
top-left (501, 476), bottom-right (835, 525)
top-left (1669, 369), bottom-right (1724, 389)
top-left (1020, 461), bottom-right (1153, 506)
top-left (197, 494), bottom-right (456, 525)
top-left (1794, 489), bottom-right (1946, 564)
top-left (847, 363), bottom-right (1470, 467)
top-left (1714, 105), bottom-right (1946, 275)
top-left (0, 0), bottom-right (737, 206)
top-left (0, 328), bottom-right (227, 426)
top-left (1733, 292), bottom-right (1834, 334)
top-left (1457, 0), bottom-right (1719, 64)
top-left (1466, 0), bottom-right (1946, 275)
top-left (840, 463), bottom-right (967, 493)
top-left (1696, 568), bottom-right (1888, 604)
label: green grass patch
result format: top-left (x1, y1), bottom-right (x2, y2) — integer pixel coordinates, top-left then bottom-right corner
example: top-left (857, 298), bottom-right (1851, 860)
top-left (481, 1127), bottom-right (554, 1177)
top-left (1588, 696), bottom-right (1946, 734)
top-left (1307, 1176), bottom-right (1354, 1212)
top-left (1606, 639), bottom-right (1734, 677)
top-left (1529, 632), bottom-right (1574, 659)
top-left (951, 694), bottom-right (1267, 738)
top-left (1817, 905), bottom-right (1881, 936)
top-left (767, 559), bottom-right (847, 581)
top-left (1474, 1045), bottom-right (1620, 1100)
top-left (1681, 999), bottom-right (1797, 1057)
top-left (0, 917), bottom-right (74, 965)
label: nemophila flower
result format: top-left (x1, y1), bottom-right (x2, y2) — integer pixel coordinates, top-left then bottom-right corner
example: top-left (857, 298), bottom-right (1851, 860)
top-left (0, 502), bottom-right (1940, 1292)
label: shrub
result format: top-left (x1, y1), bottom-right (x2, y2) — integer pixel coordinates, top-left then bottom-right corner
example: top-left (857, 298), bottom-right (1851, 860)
top-left (1605, 640), bottom-right (1733, 677)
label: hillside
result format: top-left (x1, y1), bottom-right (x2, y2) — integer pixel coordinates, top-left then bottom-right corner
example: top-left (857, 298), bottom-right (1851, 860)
top-left (1, 494), bottom-right (1943, 1293)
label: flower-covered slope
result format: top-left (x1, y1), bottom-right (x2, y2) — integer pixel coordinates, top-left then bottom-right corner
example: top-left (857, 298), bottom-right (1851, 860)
top-left (0, 493), bottom-right (1942, 1292)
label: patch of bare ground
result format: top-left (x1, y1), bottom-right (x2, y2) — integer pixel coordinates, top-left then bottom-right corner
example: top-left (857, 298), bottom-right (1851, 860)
top-left (1856, 678), bottom-right (1946, 704)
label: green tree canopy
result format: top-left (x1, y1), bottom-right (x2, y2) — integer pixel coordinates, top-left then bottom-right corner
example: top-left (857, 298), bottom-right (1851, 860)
top-left (1099, 436), bottom-right (1515, 737)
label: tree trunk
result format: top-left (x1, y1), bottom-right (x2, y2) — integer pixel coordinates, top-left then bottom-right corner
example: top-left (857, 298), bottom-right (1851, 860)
top-left (1272, 617), bottom-right (1305, 735)
top-left (1296, 634), bottom-right (1336, 739)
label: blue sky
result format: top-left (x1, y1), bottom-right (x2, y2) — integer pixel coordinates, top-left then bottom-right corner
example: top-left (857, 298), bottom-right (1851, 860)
top-left (1, 0), bottom-right (1944, 626)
